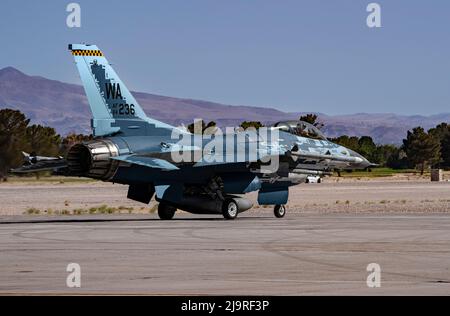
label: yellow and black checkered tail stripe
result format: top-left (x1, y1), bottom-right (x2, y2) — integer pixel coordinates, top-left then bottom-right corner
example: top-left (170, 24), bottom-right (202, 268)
top-left (71, 49), bottom-right (104, 57)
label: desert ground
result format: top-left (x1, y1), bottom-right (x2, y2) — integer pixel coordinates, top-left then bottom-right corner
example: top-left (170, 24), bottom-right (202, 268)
top-left (0, 174), bottom-right (449, 216)
top-left (0, 175), bottom-right (449, 295)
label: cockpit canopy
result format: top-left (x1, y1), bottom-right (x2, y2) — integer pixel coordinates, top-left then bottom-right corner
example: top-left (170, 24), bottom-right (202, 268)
top-left (272, 120), bottom-right (326, 140)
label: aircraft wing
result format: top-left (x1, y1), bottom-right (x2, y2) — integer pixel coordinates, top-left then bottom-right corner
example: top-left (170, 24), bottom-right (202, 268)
top-left (111, 155), bottom-right (180, 171)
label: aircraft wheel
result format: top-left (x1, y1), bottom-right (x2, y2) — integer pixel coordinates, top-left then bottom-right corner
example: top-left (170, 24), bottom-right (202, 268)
top-left (222, 198), bottom-right (238, 220)
top-left (274, 204), bottom-right (286, 218)
top-left (158, 203), bottom-right (176, 220)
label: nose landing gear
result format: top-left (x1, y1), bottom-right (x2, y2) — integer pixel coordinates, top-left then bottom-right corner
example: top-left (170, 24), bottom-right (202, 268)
top-left (274, 204), bottom-right (286, 218)
top-left (222, 198), bottom-right (239, 220)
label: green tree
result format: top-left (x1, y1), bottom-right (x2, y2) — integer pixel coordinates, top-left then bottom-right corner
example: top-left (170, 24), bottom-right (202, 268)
top-left (442, 132), bottom-right (450, 168)
top-left (24, 124), bottom-right (62, 179)
top-left (0, 109), bottom-right (30, 180)
top-left (60, 133), bottom-right (93, 156)
top-left (428, 122), bottom-right (450, 168)
top-left (357, 136), bottom-right (377, 161)
top-left (371, 144), bottom-right (406, 167)
top-left (25, 124), bottom-right (61, 157)
top-left (330, 135), bottom-right (360, 152)
top-left (299, 113), bottom-right (324, 129)
top-left (240, 121), bottom-right (264, 130)
top-left (403, 127), bottom-right (441, 174)
top-left (187, 120), bottom-right (217, 134)
top-left (331, 136), bottom-right (406, 168)
top-left (385, 148), bottom-right (409, 169)
top-left (428, 122), bottom-right (449, 142)
top-left (203, 121), bottom-right (217, 135)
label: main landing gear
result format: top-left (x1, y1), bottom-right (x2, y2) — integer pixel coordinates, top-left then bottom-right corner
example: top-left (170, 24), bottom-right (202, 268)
top-left (158, 203), bottom-right (177, 220)
top-left (273, 204), bottom-right (286, 218)
top-left (157, 200), bottom-right (285, 220)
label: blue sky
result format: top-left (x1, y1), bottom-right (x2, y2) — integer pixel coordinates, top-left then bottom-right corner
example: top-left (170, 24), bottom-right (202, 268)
top-left (1, 0), bottom-right (450, 115)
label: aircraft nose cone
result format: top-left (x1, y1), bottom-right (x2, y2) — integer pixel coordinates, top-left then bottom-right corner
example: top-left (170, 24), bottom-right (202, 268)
top-left (348, 150), bottom-right (372, 169)
top-left (358, 158), bottom-right (373, 169)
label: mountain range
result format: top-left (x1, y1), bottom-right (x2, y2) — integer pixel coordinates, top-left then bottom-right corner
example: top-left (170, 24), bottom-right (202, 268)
top-left (1, 66), bottom-right (449, 144)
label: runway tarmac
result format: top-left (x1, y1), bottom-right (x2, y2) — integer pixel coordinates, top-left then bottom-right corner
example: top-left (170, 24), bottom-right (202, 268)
top-left (1, 212), bottom-right (450, 295)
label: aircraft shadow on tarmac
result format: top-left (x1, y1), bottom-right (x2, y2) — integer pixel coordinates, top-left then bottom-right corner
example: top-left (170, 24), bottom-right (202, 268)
top-left (0, 216), bottom-right (274, 225)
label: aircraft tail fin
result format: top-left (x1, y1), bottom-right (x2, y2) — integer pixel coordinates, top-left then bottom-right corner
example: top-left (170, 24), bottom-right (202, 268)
top-left (69, 44), bottom-right (177, 137)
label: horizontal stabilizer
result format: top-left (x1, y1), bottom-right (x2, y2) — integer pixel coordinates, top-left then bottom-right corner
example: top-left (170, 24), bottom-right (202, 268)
top-left (10, 159), bottom-right (67, 174)
top-left (111, 155), bottom-right (179, 171)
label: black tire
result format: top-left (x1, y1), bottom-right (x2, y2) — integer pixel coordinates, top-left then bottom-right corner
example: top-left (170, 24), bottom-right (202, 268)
top-left (158, 203), bottom-right (176, 220)
top-left (317, 178), bottom-right (322, 183)
top-left (222, 198), bottom-right (238, 220)
top-left (274, 204), bottom-right (286, 218)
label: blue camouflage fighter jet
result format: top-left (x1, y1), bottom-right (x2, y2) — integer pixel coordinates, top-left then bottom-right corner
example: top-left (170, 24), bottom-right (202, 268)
top-left (12, 44), bottom-right (374, 220)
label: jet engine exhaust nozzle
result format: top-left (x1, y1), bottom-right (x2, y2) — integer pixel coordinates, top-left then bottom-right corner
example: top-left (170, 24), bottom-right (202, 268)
top-left (66, 139), bottom-right (120, 180)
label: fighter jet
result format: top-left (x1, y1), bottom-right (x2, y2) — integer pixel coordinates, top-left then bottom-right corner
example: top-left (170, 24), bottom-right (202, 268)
top-left (12, 44), bottom-right (373, 220)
